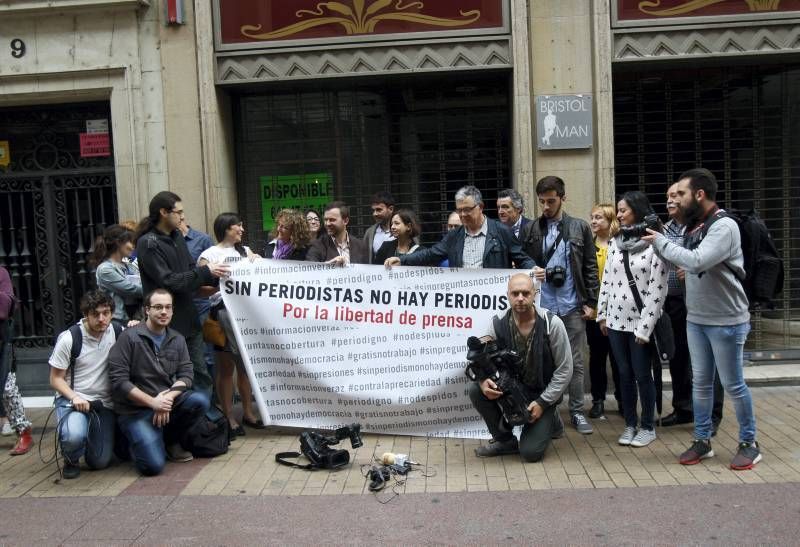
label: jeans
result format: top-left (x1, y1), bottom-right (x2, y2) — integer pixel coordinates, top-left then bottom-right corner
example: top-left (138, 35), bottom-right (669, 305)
top-left (468, 382), bottom-right (558, 462)
top-left (687, 321), bottom-right (755, 443)
top-left (55, 396), bottom-right (115, 469)
top-left (197, 308), bottom-right (216, 380)
top-left (586, 319), bottom-right (620, 404)
top-left (117, 390), bottom-right (210, 476)
top-left (608, 329), bottom-right (656, 430)
top-left (559, 310), bottom-right (587, 415)
top-left (186, 331), bottom-right (213, 398)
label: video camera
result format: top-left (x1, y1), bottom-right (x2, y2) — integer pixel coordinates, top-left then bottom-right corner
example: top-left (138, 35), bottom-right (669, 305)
top-left (297, 423), bottom-right (363, 470)
top-left (465, 335), bottom-right (531, 427)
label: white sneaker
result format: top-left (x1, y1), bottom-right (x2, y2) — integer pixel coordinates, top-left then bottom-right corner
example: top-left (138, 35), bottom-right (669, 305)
top-left (630, 428), bottom-right (656, 447)
top-left (618, 426), bottom-right (637, 446)
top-left (0, 422), bottom-right (12, 436)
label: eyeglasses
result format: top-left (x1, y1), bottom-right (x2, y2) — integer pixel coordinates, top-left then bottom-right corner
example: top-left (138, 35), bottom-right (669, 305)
top-left (148, 304), bottom-right (173, 311)
top-left (456, 204), bottom-right (479, 216)
top-left (306, 216), bottom-right (320, 223)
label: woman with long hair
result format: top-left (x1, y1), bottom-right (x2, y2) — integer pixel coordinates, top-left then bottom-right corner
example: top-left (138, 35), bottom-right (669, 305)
top-left (586, 203), bottom-right (621, 420)
top-left (198, 213), bottom-right (263, 437)
top-left (596, 191), bottom-right (668, 448)
top-left (305, 209), bottom-right (324, 239)
top-left (92, 224), bottom-right (142, 324)
top-left (265, 209), bottom-right (312, 260)
top-left (373, 209), bottom-right (424, 264)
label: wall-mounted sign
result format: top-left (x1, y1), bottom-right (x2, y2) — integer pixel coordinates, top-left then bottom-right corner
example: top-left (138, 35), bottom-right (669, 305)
top-left (535, 94), bottom-right (593, 150)
top-left (0, 141), bottom-right (9, 167)
top-left (86, 119), bottom-right (109, 134)
top-left (79, 133), bottom-right (111, 157)
top-left (217, 0), bottom-right (505, 46)
top-left (260, 173), bottom-right (332, 231)
top-left (615, 0), bottom-right (800, 26)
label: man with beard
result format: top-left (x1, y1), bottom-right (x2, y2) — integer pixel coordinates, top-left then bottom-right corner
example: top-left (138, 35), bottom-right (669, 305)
top-left (363, 192), bottom-right (395, 264)
top-left (643, 168), bottom-right (760, 470)
top-left (469, 274), bottom-right (572, 462)
top-left (660, 183), bottom-right (724, 434)
top-left (520, 176), bottom-right (598, 434)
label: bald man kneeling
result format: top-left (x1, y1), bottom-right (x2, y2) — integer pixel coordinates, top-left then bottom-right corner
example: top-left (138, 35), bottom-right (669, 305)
top-left (470, 274), bottom-right (574, 462)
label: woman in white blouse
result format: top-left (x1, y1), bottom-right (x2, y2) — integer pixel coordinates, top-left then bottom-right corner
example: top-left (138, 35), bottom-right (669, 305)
top-left (596, 191), bottom-right (668, 448)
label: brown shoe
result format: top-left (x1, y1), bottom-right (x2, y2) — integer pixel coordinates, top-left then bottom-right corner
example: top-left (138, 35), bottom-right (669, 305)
top-left (10, 427), bottom-right (33, 456)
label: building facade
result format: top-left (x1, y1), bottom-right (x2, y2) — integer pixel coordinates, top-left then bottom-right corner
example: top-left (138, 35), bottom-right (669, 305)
top-left (1, 0), bottom-right (798, 391)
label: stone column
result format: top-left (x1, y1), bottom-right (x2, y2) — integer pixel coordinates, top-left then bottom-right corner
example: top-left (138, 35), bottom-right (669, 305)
top-left (510, 0), bottom-right (536, 216)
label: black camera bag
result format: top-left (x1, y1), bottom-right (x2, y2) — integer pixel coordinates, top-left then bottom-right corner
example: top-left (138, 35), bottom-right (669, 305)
top-left (180, 410), bottom-right (230, 458)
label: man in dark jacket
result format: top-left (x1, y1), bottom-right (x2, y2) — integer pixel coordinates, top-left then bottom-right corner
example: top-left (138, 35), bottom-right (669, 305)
top-left (136, 192), bottom-right (229, 394)
top-left (306, 201), bottom-right (369, 265)
top-left (470, 274), bottom-right (572, 462)
top-left (520, 176), bottom-right (599, 435)
top-left (385, 186), bottom-right (535, 270)
top-left (497, 189), bottom-right (531, 238)
top-left (109, 289), bottom-right (210, 476)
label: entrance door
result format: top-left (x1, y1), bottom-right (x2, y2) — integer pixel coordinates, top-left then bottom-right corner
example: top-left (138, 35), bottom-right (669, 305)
top-left (0, 102), bottom-right (117, 391)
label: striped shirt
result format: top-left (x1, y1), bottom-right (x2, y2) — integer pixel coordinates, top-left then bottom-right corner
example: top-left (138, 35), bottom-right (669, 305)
top-left (663, 219), bottom-right (685, 296)
top-left (462, 217), bottom-right (488, 268)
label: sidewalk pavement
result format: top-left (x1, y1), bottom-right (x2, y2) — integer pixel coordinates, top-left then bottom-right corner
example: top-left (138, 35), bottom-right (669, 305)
top-left (2, 386), bottom-right (800, 500)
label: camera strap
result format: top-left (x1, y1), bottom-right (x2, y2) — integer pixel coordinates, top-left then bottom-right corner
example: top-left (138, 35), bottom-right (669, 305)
top-left (543, 229), bottom-right (563, 266)
top-left (621, 250), bottom-right (645, 313)
top-left (275, 451), bottom-right (320, 470)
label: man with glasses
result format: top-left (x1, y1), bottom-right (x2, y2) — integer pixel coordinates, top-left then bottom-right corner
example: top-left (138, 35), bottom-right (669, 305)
top-left (385, 185), bottom-right (535, 270)
top-left (136, 192), bottom-right (229, 395)
top-left (109, 288), bottom-right (210, 476)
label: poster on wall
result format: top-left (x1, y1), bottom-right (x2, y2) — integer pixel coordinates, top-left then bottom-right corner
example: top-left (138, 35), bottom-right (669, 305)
top-left (535, 94), bottom-right (593, 150)
top-left (79, 133), bottom-right (111, 157)
top-left (221, 260), bottom-right (523, 439)
top-left (260, 173), bottom-right (332, 231)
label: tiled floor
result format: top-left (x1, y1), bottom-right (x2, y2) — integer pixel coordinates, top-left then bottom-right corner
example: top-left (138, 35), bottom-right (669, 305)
top-left (3, 386), bottom-right (800, 499)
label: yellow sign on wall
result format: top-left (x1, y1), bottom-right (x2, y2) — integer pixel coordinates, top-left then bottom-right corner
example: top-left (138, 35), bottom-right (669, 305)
top-left (0, 141), bottom-right (9, 167)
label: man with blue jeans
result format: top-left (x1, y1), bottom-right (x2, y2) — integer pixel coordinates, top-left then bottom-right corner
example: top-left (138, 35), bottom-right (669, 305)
top-left (49, 291), bottom-right (120, 479)
top-left (643, 168), bottom-right (760, 470)
top-left (521, 176), bottom-right (599, 434)
top-left (109, 288), bottom-right (210, 476)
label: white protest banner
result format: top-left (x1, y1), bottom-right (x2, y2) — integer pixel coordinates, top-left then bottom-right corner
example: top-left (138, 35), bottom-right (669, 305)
top-left (222, 260), bottom-right (522, 439)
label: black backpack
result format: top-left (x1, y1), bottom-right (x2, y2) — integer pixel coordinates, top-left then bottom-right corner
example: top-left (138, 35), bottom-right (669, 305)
top-left (701, 209), bottom-right (784, 309)
top-left (180, 411), bottom-right (230, 458)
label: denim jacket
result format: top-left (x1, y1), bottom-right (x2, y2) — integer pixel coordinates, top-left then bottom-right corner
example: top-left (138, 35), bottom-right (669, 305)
top-left (520, 212), bottom-right (599, 307)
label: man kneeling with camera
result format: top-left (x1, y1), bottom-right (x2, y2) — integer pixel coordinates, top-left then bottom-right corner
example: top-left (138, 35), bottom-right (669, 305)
top-left (469, 273), bottom-right (573, 462)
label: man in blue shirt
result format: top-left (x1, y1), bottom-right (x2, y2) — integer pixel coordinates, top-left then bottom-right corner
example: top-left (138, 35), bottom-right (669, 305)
top-left (178, 217), bottom-right (214, 378)
top-left (520, 176), bottom-right (599, 434)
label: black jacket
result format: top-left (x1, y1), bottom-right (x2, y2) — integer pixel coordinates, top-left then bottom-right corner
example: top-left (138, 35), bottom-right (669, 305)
top-left (108, 323), bottom-right (194, 415)
top-left (400, 218), bottom-right (535, 269)
top-left (520, 213), bottom-right (599, 307)
top-left (264, 240), bottom-right (308, 261)
top-left (372, 240), bottom-right (425, 265)
top-left (306, 233), bottom-right (369, 264)
top-left (136, 229), bottom-right (215, 337)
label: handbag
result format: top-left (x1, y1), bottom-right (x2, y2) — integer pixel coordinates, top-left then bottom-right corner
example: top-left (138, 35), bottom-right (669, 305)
top-left (621, 250), bottom-right (675, 363)
top-left (202, 317), bottom-right (226, 348)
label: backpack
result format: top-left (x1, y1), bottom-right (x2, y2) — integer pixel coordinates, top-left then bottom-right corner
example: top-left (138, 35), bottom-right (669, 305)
top-left (701, 209), bottom-right (784, 309)
top-left (180, 411), bottom-right (230, 457)
top-left (65, 322), bottom-right (123, 389)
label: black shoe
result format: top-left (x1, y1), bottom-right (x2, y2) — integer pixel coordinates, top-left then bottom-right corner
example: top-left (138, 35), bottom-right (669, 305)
top-left (588, 401), bottom-right (605, 419)
top-left (475, 437), bottom-right (519, 457)
top-left (661, 411), bottom-right (693, 427)
top-left (62, 463), bottom-right (81, 479)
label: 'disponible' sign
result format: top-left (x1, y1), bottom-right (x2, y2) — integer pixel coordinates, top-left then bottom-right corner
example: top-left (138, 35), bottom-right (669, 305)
top-left (535, 94), bottom-right (593, 150)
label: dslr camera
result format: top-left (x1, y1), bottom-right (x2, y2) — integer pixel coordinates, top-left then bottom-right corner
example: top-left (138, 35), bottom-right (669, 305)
top-left (545, 265), bottom-right (566, 287)
top-left (299, 423), bottom-right (363, 469)
top-left (621, 213), bottom-right (660, 241)
top-left (465, 335), bottom-right (531, 427)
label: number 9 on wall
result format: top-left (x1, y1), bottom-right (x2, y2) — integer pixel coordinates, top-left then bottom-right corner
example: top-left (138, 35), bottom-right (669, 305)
top-left (10, 39), bottom-right (25, 58)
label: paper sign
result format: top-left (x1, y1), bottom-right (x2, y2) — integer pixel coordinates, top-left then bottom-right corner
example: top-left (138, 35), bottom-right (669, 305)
top-left (86, 119), bottom-right (109, 134)
top-left (79, 132), bottom-right (111, 157)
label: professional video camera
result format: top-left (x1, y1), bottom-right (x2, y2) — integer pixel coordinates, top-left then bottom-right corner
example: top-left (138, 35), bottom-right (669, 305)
top-left (465, 335), bottom-right (531, 427)
top-left (620, 213), bottom-right (661, 240)
top-left (276, 423), bottom-right (363, 470)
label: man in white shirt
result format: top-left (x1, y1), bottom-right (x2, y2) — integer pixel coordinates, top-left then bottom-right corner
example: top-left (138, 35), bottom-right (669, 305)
top-left (49, 291), bottom-right (122, 479)
top-left (363, 192), bottom-right (396, 263)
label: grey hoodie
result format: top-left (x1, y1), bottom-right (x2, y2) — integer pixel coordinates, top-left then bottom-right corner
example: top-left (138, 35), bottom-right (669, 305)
top-left (651, 215), bottom-right (749, 326)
